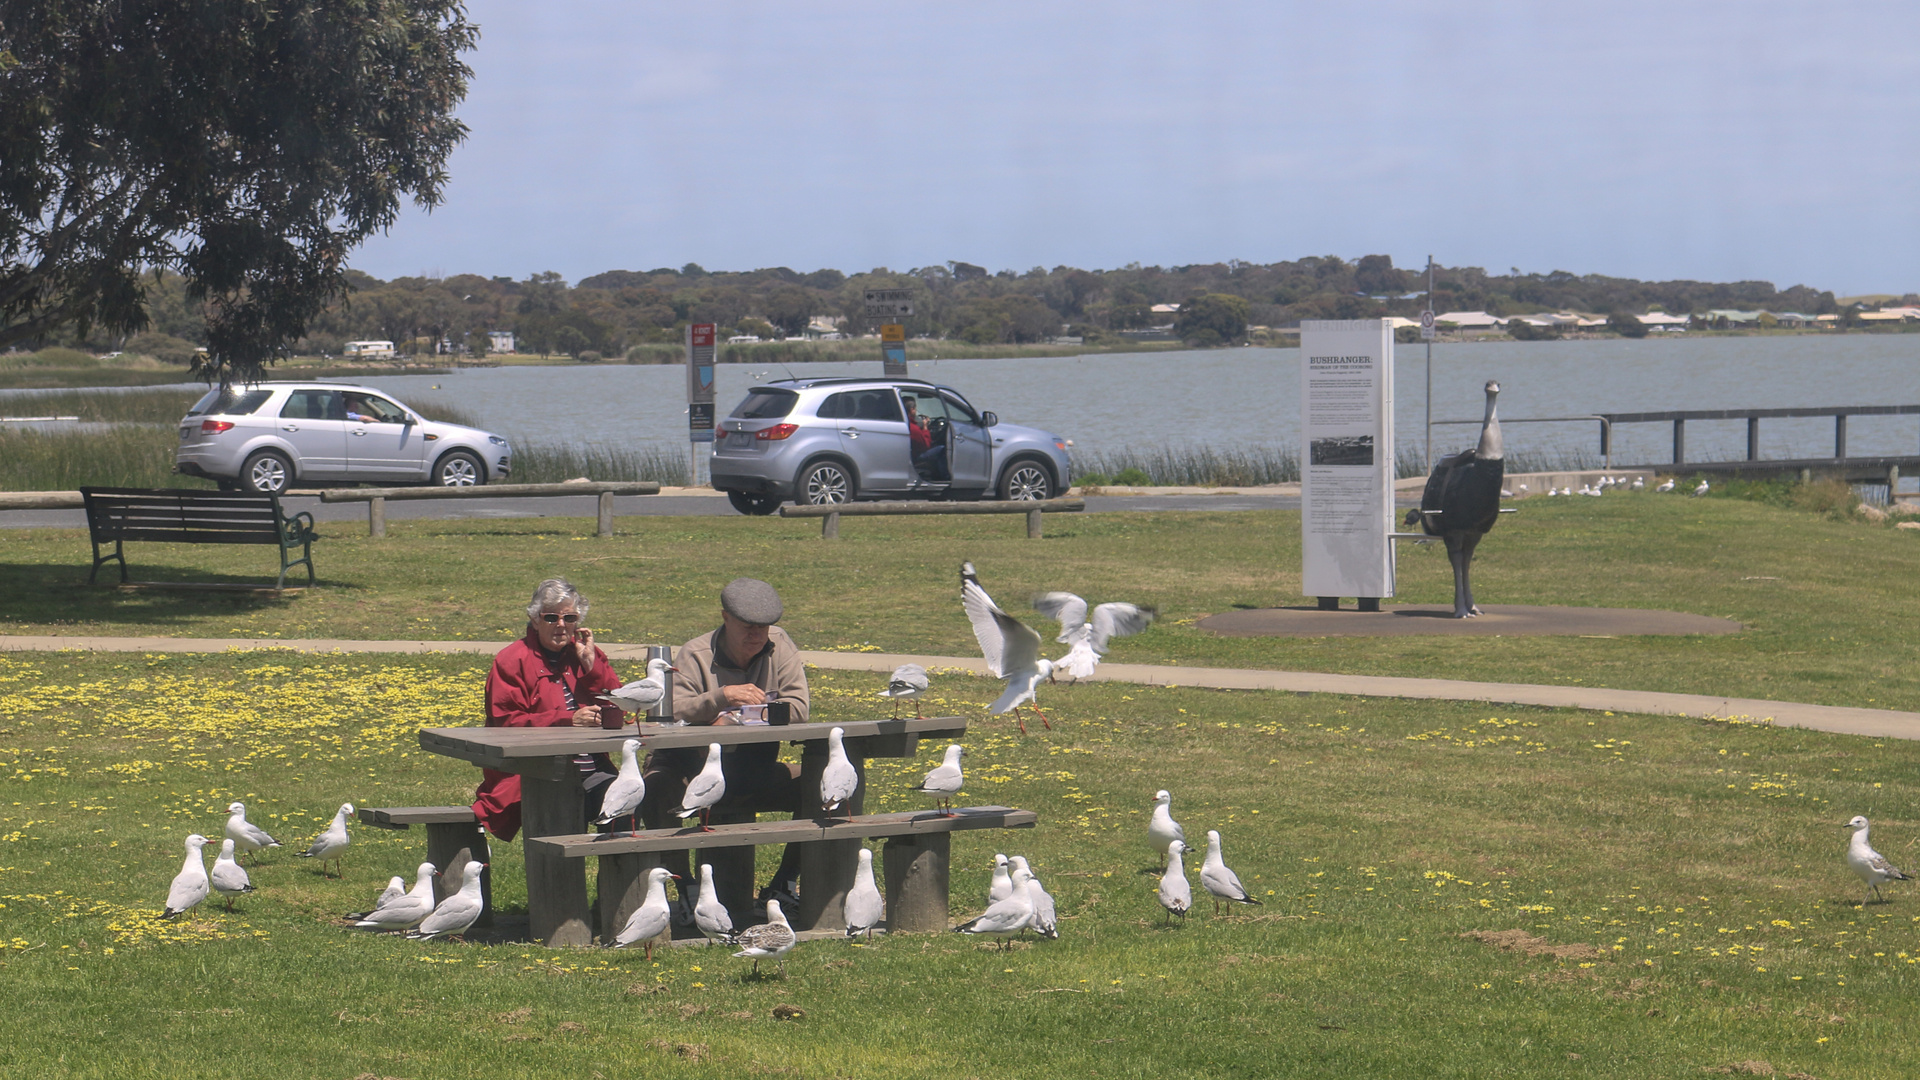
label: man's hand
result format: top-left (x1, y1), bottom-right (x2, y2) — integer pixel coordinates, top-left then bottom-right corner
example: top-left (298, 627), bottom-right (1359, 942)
top-left (721, 683), bottom-right (767, 708)
top-left (570, 704), bottom-right (602, 727)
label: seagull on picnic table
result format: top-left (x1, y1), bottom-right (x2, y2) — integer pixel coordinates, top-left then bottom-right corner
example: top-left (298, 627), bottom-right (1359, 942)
top-left (351, 862), bottom-right (438, 931)
top-left (693, 863), bottom-right (734, 945)
top-left (988, 853), bottom-right (1013, 905)
top-left (1147, 790), bottom-right (1186, 861)
top-left (820, 727), bottom-right (859, 818)
top-left (1009, 856), bottom-right (1058, 940)
top-left (912, 745), bottom-right (965, 817)
top-left (954, 865), bottom-right (1035, 949)
top-left (615, 867), bottom-right (681, 958)
top-left (1692, 479), bottom-right (1710, 497)
top-left (592, 738), bottom-right (647, 835)
top-left (730, 899), bottom-right (798, 976)
top-left (674, 743), bottom-right (726, 831)
top-left (162, 834), bottom-right (211, 919)
top-left (1655, 478), bottom-right (1676, 493)
top-left (845, 847), bottom-right (884, 941)
top-left (210, 839), bottom-right (255, 911)
top-left (961, 561), bottom-right (1054, 733)
top-left (1157, 840), bottom-right (1193, 924)
top-left (598, 657), bottom-right (677, 716)
top-left (223, 801), bottom-right (280, 864)
top-left (1843, 815), bottom-right (1912, 905)
top-left (1031, 590), bottom-right (1156, 683)
top-left (406, 861), bottom-right (487, 942)
top-left (878, 664), bottom-right (930, 718)
top-left (297, 802), bottom-right (353, 878)
top-left (1200, 830), bottom-right (1261, 915)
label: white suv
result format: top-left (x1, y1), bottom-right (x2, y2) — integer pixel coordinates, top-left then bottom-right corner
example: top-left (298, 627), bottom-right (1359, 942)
top-left (174, 382), bottom-right (511, 493)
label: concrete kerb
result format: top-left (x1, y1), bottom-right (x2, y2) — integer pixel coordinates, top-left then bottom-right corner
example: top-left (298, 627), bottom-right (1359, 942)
top-left (2, 636), bottom-right (1917, 743)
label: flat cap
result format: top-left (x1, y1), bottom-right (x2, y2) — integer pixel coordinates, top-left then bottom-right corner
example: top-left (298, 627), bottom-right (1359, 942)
top-left (720, 577), bottom-right (783, 625)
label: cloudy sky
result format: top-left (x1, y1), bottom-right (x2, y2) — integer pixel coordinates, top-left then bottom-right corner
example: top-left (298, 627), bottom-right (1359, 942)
top-left (354, 0), bottom-right (1920, 295)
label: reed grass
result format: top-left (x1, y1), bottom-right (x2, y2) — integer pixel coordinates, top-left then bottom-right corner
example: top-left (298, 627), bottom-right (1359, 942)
top-left (0, 387), bottom-right (203, 423)
top-left (0, 426), bottom-right (206, 490)
top-left (506, 442), bottom-right (692, 486)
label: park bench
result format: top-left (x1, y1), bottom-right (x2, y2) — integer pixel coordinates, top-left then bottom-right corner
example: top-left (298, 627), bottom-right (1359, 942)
top-left (80, 486), bottom-right (318, 590)
top-left (356, 805), bottom-right (492, 924)
top-left (779, 497), bottom-right (1085, 539)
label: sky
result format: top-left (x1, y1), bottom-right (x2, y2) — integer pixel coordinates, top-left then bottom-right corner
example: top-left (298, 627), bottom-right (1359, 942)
top-left (353, 0), bottom-right (1920, 296)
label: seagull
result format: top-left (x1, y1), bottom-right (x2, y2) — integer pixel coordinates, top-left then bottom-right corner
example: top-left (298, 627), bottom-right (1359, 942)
top-left (1147, 790), bottom-right (1186, 860)
top-left (988, 853), bottom-right (1013, 905)
top-left (1499, 488), bottom-right (1513, 498)
top-left (598, 657), bottom-right (677, 716)
top-left (223, 801), bottom-right (280, 864)
top-left (1844, 815), bottom-right (1912, 905)
top-left (1655, 478), bottom-right (1676, 493)
top-left (352, 862), bottom-right (438, 931)
top-left (406, 861), bottom-right (487, 941)
top-left (1200, 830), bottom-right (1261, 915)
top-left (730, 899), bottom-right (798, 976)
top-left (1546, 487), bottom-right (1560, 498)
top-left (1585, 485), bottom-right (1604, 497)
top-left (878, 664), bottom-right (929, 718)
top-left (1630, 476), bottom-right (1645, 490)
top-left (845, 847), bottom-right (884, 941)
top-left (1032, 591), bottom-right (1156, 682)
top-left (820, 727), bottom-right (859, 818)
top-left (297, 802), bottom-right (353, 878)
top-left (210, 839), bottom-right (255, 911)
top-left (912, 745), bottom-right (965, 817)
top-left (162, 834), bottom-right (211, 918)
top-left (1517, 483), bottom-right (1530, 495)
top-left (961, 561), bottom-right (1054, 733)
top-left (592, 738), bottom-right (647, 834)
top-left (693, 863), bottom-right (734, 945)
top-left (1692, 479), bottom-right (1710, 497)
top-left (1157, 840), bottom-right (1193, 924)
top-left (1009, 856), bottom-right (1058, 940)
top-left (349, 875), bottom-right (407, 919)
top-left (615, 867), bottom-right (680, 958)
top-left (674, 744), bottom-right (726, 831)
top-left (953, 865), bottom-right (1034, 949)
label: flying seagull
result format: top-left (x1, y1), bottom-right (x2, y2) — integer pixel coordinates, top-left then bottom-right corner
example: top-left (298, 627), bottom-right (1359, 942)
top-left (961, 561), bottom-right (1053, 733)
top-left (1032, 591), bottom-right (1155, 682)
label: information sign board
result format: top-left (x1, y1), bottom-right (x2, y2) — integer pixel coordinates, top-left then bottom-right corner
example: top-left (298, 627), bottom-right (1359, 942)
top-left (1300, 320), bottom-right (1396, 601)
top-left (686, 323), bottom-right (716, 442)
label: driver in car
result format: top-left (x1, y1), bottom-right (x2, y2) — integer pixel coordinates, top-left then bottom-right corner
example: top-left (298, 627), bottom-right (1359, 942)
top-left (904, 396), bottom-right (948, 480)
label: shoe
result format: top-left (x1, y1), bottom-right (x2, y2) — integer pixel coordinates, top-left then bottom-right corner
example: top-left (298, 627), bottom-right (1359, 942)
top-left (756, 881), bottom-right (800, 918)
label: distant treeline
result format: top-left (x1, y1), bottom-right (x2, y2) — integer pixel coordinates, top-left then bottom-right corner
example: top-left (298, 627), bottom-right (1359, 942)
top-left (27, 255), bottom-right (1874, 358)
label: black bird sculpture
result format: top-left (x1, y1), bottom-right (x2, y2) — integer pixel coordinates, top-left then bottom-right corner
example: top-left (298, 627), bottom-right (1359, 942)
top-left (1407, 380), bottom-right (1504, 617)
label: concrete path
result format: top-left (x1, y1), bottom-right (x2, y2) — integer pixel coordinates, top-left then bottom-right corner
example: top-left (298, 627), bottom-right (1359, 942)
top-left (3, 635), bottom-right (1915, 742)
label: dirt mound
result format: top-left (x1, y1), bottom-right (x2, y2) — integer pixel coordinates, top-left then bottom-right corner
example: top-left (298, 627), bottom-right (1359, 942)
top-left (1462, 928), bottom-right (1607, 960)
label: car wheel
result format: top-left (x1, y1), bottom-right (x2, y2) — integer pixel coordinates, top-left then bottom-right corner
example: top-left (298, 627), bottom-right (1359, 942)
top-left (433, 450), bottom-right (485, 487)
top-left (997, 458), bottom-right (1055, 501)
top-left (727, 491), bottom-right (781, 516)
top-left (240, 451), bottom-right (293, 494)
top-left (798, 459), bottom-right (854, 505)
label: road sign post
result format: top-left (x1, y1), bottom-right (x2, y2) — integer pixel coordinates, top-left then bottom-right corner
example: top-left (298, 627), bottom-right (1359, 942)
top-left (880, 323), bottom-right (907, 376)
top-left (686, 323), bottom-right (716, 486)
top-left (864, 289), bottom-right (914, 376)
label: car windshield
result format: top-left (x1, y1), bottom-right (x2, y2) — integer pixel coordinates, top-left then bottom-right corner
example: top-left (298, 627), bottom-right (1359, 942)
top-left (186, 388), bottom-right (272, 417)
top-left (730, 389), bottom-right (798, 419)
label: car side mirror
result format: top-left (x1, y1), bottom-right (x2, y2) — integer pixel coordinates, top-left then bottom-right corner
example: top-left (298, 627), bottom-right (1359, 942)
top-left (981, 411), bottom-right (999, 427)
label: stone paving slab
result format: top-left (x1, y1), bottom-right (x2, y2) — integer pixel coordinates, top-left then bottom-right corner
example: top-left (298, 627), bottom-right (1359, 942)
top-left (1197, 604), bottom-right (1742, 638)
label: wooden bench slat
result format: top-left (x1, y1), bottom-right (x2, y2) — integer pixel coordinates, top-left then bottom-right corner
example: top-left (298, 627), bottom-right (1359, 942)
top-left (358, 805), bottom-right (478, 828)
top-left (527, 805), bottom-right (1036, 858)
top-left (421, 715), bottom-right (969, 767)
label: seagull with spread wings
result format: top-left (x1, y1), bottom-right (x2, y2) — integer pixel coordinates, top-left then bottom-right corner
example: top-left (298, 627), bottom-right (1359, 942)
top-left (1032, 591), bottom-right (1156, 682)
top-left (961, 561), bottom-right (1053, 733)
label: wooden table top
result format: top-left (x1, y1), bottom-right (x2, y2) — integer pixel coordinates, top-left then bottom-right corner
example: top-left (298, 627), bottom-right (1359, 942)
top-left (419, 715), bottom-right (969, 769)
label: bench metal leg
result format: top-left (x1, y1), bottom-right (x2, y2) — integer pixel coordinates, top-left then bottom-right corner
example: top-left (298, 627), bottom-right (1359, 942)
top-left (425, 821), bottom-right (492, 927)
top-left (521, 773), bottom-right (593, 946)
top-left (596, 851), bottom-right (664, 945)
top-left (883, 832), bottom-right (951, 933)
top-left (796, 747), bottom-right (865, 932)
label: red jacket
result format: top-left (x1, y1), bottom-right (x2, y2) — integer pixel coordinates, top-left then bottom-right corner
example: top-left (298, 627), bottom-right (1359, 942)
top-left (469, 629), bottom-right (623, 841)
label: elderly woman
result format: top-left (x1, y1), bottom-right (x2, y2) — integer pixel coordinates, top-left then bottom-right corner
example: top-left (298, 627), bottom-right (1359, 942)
top-left (469, 578), bottom-right (625, 841)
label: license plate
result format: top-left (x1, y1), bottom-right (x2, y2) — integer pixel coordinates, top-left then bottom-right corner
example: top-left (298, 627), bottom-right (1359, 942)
top-left (728, 432), bottom-right (752, 448)
top-left (178, 428), bottom-right (190, 442)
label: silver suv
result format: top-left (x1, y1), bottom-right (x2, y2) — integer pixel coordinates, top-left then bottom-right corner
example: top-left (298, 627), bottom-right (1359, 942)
top-left (174, 382), bottom-right (511, 493)
top-left (710, 377), bottom-right (1072, 515)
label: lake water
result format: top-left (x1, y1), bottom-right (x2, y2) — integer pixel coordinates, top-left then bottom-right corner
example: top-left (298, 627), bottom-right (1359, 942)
top-left (11, 335), bottom-right (1920, 468)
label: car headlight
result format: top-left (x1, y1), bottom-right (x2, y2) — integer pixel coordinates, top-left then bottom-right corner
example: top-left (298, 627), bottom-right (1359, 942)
top-left (489, 435), bottom-right (508, 447)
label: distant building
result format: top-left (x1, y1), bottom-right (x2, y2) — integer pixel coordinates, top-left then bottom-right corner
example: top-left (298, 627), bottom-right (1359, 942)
top-left (1858, 307), bottom-right (1920, 323)
top-left (487, 331), bottom-right (515, 353)
top-left (1434, 311), bottom-right (1504, 330)
top-left (1149, 303), bottom-right (1181, 314)
top-left (1636, 312), bottom-right (1690, 328)
top-left (727, 334), bottom-right (763, 344)
top-left (344, 340), bottom-right (395, 358)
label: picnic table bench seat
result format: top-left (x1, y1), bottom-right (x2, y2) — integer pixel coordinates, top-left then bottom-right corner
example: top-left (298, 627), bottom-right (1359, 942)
top-left (80, 486), bottom-right (318, 590)
top-left (356, 805), bottom-right (491, 923)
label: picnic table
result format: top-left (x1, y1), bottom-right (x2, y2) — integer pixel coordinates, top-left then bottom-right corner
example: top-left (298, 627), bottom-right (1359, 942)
top-left (419, 716), bottom-right (1033, 946)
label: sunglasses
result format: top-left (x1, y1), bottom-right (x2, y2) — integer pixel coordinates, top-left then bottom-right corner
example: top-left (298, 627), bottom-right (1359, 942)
top-left (540, 613), bottom-right (581, 625)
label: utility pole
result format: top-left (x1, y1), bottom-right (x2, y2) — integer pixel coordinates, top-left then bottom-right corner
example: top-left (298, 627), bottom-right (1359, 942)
top-left (1422, 255), bottom-right (1436, 471)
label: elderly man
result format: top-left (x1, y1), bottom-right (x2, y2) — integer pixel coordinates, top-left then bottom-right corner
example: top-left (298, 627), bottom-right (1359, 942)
top-left (644, 577), bottom-right (811, 917)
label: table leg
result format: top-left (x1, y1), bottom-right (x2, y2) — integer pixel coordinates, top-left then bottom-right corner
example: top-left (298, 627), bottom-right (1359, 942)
top-left (795, 746), bottom-right (865, 932)
top-left (883, 832), bottom-right (951, 932)
top-left (426, 820), bottom-right (492, 927)
top-left (521, 771), bottom-right (592, 947)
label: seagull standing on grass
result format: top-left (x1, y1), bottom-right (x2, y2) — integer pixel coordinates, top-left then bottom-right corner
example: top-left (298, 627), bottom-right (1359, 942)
top-left (1655, 478), bottom-right (1675, 493)
top-left (988, 854), bottom-right (1013, 905)
top-left (820, 727), bottom-right (859, 818)
top-left (297, 802), bottom-right (353, 878)
top-left (730, 900), bottom-right (798, 976)
top-left (953, 866), bottom-right (1035, 949)
top-left (1031, 591), bottom-right (1156, 682)
top-left (592, 738), bottom-right (647, 835)
top-left (693, 863), bottom-right (733, 944)
top-left (1147, 790), bottom-right (1186, 860)
top-left (961, 561), bottom-right (1054, 733)
top-left (845, 848), bottom-right (884, 941)
top-left (406, 861), bottom-right (487, 942)
top-left (353, 876), bottom-right (406, 918)
top-left (879, 664), bottom-right (930, 718)
top-left (1630, 476), bottom-right (1645, 490)
top-left (1844, 815), bottom-right (1912, 905)
top-left (351, 862), bottom-right (438, 930)
top-left (1692, 479), bottom-right (1710, 497)
top-left (912, 745), bottom-right (965, 816)
top-left (1009, 856), bottom-right (1058, 939)
top-left (615, 867), bottom-right (680, 958)
top-left (210, 839), bottom-right (255, 911)
top-left (1200, 831), bottom-right (1262, 914)
top-left (598, 657), bottom-right (676, 715)
top-left (1158, 841), bottom-right (1193, 924)
top-left (674, 744), bottom-right (726, 831)
top-left (162, 834), bottom-right (211, 918)
top-left (223, 802), bottom-right (279, 864)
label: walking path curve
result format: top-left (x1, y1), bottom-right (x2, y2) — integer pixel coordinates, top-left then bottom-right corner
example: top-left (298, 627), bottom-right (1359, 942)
top-left (4, 634), bottom-right (1915, 742)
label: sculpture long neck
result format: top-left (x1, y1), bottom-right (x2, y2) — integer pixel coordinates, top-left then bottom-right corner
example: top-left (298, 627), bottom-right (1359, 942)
top-left (1476, 390), bottom-right (1504, 461)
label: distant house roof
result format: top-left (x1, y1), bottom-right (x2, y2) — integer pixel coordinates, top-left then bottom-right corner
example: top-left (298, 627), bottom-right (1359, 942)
top-left (1382, 316), bottom-right (1419, 329)
top-left (1434, 311), bottom-right (1503, 328)
top-left (1706, 309), bottom-right (1764, 323)
top-left (1150, 303), bottom-right (1181, 314)
top-left (1636, 312), bottom-right (1689, 326)
top-left (1860, 306), bottom-right (1920, 322)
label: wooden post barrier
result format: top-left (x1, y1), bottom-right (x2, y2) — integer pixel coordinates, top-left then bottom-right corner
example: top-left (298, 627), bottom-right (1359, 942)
top-left (319, 481), bottom-right (661, 538)
top-left (778, 498), bottom-right (1084, 539)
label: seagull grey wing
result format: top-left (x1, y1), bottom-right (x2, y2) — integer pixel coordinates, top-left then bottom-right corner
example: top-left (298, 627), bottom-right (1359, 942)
top-left (963, 576), bottom-right (1011, 676)
top-left (1087, 603), bottom-right (1155, 653)
top-left (164, 874), bottom-right (208, 916)
top-left (885, 664), bottom-right (929, 696)
top-left (994, 606), bottom-right (1042, 679)
top-left (1201, 863), bottom-right (1251, 902)
top-left (916, 762), bottom-right (963, 796)
top-left (1032, 591), bottom-right (1089, 644)
top-left (682, 770), bottom-right (725, 810)
top-left (210, 860), bottom-right (252, 894)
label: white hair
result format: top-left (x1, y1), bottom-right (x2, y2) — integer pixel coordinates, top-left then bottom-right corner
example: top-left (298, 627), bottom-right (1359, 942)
top-left (526, 578), bottom-right (588, 622)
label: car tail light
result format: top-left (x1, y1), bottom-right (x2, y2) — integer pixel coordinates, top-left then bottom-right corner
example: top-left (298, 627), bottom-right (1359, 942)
top-left (755, 423), bottom-right (799, 441)
top-left (199, 420), bottom-right (235, 434)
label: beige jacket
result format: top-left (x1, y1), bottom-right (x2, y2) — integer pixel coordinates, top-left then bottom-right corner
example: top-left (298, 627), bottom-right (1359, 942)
top-left (670, 625), bottom-right (812, 727)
